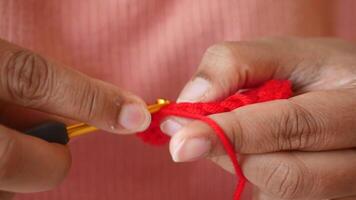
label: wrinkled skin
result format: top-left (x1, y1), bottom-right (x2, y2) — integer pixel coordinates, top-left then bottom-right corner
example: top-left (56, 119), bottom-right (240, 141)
top-left (162, 37), bottom-right (356, 200)
top-left (0, 39), bottom-right (151, 199)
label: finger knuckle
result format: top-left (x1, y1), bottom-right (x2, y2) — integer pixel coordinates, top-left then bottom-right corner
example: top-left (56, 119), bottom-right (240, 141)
top-left (202, 42), bottom-right (252, 93)
top-left (263, 161), bottom-right (311, 199)
top-left (275, 100), bottom-right (321, 150)
top-left (75, 81), bottom-right (101, 122)
top-left (2, 50), bottom-right (55, 107)
top-left (205, 42), bottom-right (254, 64)
top-left (210, 112), bottom-right (245, 153)
top-left (226, 112), bottom-right (244, 152)
top-left (205, 42), bottom-right (236, 60)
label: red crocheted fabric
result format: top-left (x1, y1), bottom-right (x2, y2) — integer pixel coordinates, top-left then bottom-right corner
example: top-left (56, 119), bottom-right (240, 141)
top-left (137, 80), bottom-right (292, 145)
top-left (136, 80), bottom-right (292, 199)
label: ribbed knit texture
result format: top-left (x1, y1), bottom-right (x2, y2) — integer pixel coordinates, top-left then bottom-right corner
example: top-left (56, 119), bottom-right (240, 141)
top-left (0, 1), bottom-right (355, 199)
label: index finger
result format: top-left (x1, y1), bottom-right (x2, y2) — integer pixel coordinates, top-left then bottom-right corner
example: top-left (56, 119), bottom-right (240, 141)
top-left (0, 39), bottom-right (151, 133)
top-left (169, 89), bottom-right (356, 161)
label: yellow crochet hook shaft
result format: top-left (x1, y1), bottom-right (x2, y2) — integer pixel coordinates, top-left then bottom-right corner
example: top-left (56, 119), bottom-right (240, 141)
top-left (67, 99), bottom-right (170, 138)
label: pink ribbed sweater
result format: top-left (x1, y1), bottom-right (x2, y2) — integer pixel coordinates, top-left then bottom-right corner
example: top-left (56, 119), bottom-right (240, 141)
top-left (0, 0), bottom-right (355, 199)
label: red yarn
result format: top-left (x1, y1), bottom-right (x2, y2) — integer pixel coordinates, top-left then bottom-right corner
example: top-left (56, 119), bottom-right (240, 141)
top-left (137, 80), bottom-right (292, 200)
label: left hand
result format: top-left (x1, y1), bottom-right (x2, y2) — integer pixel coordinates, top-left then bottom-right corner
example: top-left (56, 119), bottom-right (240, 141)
top-left (0, 38), bottom-right (151, 199)
top-left (160, 37), bottom-right (356, 200)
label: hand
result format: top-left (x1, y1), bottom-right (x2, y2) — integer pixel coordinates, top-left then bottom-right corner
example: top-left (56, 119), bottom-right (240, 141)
top-left (0, 39), bottom-right (151, 198)
top-left (161, 37), bottom-right (356, 200)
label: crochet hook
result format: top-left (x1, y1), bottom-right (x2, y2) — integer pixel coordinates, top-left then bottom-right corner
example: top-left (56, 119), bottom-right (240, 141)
top-left (25, 99), bottom-right (170, 145)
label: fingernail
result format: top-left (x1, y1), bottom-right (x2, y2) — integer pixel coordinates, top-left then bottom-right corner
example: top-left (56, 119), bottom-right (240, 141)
top-left (118, 104), bottom-right (151, 132)
top-left (177, 77), bottom-right (211, 103)
top-left (160, 119), bottom-right (183, 136)
top-left (170, 137), bottom-right (211, 162)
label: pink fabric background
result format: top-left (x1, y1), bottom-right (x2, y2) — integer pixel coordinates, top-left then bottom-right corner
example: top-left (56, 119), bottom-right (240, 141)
top-left (0, 0), bottom-right (355, 199)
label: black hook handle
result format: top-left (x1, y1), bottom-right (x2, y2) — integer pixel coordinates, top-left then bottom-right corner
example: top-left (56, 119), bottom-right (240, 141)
top-left (25, 122), bottom-right (69, 145)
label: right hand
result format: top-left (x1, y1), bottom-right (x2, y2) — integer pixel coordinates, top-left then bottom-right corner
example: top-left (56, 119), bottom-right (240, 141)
top-left (0, 38), bottom-right (151, 198)
top-left (162, 37), bottom-right (356, 200)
